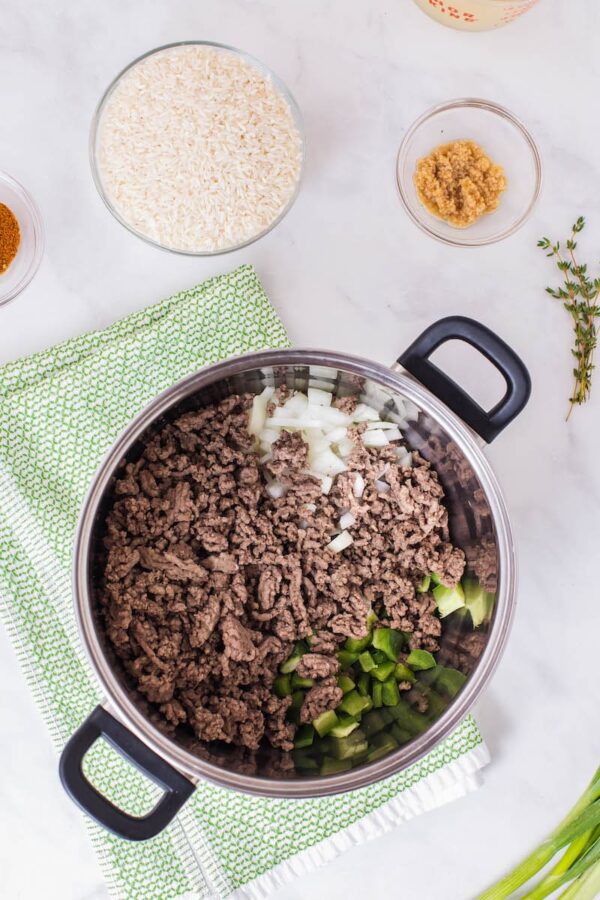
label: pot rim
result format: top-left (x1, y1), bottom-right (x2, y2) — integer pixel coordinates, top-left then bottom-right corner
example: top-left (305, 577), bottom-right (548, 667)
top-left (73, 348), bottom-right (516, 798)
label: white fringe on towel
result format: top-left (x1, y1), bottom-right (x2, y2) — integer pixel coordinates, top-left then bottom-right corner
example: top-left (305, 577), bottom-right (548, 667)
top-left (233, 742), bottom-right (490, 900)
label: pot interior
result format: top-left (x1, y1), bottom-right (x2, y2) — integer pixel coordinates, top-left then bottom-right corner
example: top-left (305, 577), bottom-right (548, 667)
top-left (88, 360), bottom-right (501, 785)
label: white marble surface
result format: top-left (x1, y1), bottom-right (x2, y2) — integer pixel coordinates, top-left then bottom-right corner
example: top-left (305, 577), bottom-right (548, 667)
top-left (1, 1), bottom-right (599, 898)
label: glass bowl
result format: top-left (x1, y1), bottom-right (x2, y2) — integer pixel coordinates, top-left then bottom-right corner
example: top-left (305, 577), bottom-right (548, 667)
top-left (0, 171), bottom-right (44, 308)
top-left (396, 98), bottom-right (542, 247)
top-left (90, 41), bottom-right (305, 256)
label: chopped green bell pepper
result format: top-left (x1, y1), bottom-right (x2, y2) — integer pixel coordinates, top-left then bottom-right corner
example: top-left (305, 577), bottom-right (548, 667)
top-left (330, 713), bottom-right (360, 738)
top-left (287, 691), bottom-right (305, 723)
top-left (291, 690), bottom-right (305, 709)
top-left (337, 674), bottom-right (356, 695)
top-left (313, 709), bottom-right (340, 737)
top-left (432, 582), bottom-right (465, 618)
top-left (424, 688), bottom-right (447, 720)
top-left (371, 627), bottom-right (404, 661)
top-left (361, 710), bottom-right (387, 738)
top-left (338, 689), bottom-right (371, 717)
top-left (337, 649), bottom-right (359, 670)
top-left (390, 723), bottom-right (412, 744)
top-left (291, 672), bottom-right (314, 689)
top-left (294, 724), bottom-right (315, 749)
top-left (394, 663), bottom-right (416, 683)
top-left (366, 731), bottom-right (398, 762)
top-left (371, 660), bottom-right (396, 682)
top-left (330, 728), bottom-right (368, 760)
top-left (372, 682), bottom-right (383, 708)
top-left (358, 650), bottom-right (377, 672)
top-left (416, 665), bottom-right (441, 686)
top-left (293, 749), bottom-right (319, 770)
top-left (406, 649), bottom-right (436, 671)
top-left (463, 578), bottom-right (495, 628)
top-left (382, 677), bottom-right (400, 707)
top-left (273, 673), bottom-right (292, 698)
top-left (320, 757), bottom-right (352, 775)
top-left (280, 639), bottom-right (309, 673)
top-left (357, 672), bottom-right (370, 697)
top-left (435, 667), bottom-right (467, 699)
top-left (387, 699), bottom-right (429, 735)
top-left (287, 706), bottom-right (301, 724)
top-left (344, 633), bottom-right (372, 653)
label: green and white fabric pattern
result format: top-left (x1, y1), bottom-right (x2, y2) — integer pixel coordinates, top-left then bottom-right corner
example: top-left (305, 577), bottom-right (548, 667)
top-left (0, 264), bottom-right (489, 899)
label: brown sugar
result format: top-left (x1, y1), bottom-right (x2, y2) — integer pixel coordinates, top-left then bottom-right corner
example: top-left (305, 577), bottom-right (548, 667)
top-left (0, 203), bottom-right (21, 273)
top-left (414, 140), bottom-right (506, 228)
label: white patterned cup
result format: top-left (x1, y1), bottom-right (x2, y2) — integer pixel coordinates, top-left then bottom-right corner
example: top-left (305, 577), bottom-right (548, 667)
top-left (412, 0), bottom-right (539, 31)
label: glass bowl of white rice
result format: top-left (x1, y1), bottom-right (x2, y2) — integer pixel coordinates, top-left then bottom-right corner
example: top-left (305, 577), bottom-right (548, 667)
top-left (90, 42), bottom-right (305, 255)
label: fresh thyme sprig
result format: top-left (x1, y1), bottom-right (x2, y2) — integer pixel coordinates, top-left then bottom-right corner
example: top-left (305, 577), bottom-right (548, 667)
top-left (538, 217), bottom-right (600, 419)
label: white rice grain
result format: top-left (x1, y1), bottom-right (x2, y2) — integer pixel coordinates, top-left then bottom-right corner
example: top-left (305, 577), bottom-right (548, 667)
top-left (97, 44), bottom-right (303, 252)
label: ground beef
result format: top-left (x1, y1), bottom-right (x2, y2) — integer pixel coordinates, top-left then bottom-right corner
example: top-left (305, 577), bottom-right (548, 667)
top-left (98, 392), bottom-right (466, 756)
top-left (296, 653), bottom-right (340, 679)
top-left (299, 677), bottom-right (344, 724)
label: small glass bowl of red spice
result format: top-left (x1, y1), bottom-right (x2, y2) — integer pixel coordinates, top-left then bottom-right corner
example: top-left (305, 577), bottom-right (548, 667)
top-left (0, 171), bottom-right (44, 308)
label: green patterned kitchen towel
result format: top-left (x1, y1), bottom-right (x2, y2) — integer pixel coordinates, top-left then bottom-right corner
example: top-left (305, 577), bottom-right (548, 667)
top-left (0, 264), bottom-right (489, 900)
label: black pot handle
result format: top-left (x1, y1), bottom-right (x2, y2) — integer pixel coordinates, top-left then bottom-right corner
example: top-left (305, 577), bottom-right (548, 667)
top-left (398, 316), bottom-right (531, 443)
top-left (59, 705), bottom-right (195, 841)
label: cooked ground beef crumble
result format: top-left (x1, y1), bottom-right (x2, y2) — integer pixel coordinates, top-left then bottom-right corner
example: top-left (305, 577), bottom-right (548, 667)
top-left (99, 392), bottom-right (465, 755)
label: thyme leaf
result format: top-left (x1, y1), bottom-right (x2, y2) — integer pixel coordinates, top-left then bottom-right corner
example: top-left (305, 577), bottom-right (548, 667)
top-left (538, 217), bottom-right (600, 418)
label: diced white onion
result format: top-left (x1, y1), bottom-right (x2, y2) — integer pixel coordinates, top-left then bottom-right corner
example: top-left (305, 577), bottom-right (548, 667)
top-left (339, 512), bottom-right (356, 529)
top-left (306, 405), bottom-right (350, 426)
top-left (248, 387), bottom-right (274, 436)
top-left (310, 448), bottom-right (348, 477)
top-left (308, 387), bottom-right (333, 407)
top-left (260, 428), bottom-right (280, 445)
top-left (305, 502), bottom-right (317, 513)
top-left (395, 447), bottom-right (413, 467)
top-left (305, 426), bottom-right (326, 440)
top-left (327, 530), bottom-right (353, 552)
top-left (387, 416), bottom-right (408, 429)
top-left (353, 473), bottom-right (365, 498)
top-left (337, 437), bottom-right (355, 458)
top-left (321, 475), bottom-right (333, 495)
top-left (383, 426), bottom-right (402, 442)
top-left (375, 480), bottom-right (390, 493)
top-left (325, 426), bottom-right (348, 443)
top-left (306, 430), bottom-right (330, 454)
top-left (266, 482), bottom-right (287, 499)
top-left (366, 419), bottom-right (401, 432)
top-left (309, 365), bottom-right (337, 379)
top-left (383, 403), bottom-right (408, 424)
top-left (352, 403), bottom-right (380, 423)
top-left (264, 416), bottom-right (307, 429)
top-left (282, 393), bottom-right (309, 416)
top-left (363, 429), bottom-right (389, 448)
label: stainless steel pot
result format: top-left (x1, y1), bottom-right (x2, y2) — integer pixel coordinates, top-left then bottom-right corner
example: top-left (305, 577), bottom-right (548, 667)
top-left (60, 316), bottom-right (530, 840)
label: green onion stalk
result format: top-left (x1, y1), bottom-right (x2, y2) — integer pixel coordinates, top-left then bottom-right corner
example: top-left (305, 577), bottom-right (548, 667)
top-left (477, 768), bottom-right (600, 900)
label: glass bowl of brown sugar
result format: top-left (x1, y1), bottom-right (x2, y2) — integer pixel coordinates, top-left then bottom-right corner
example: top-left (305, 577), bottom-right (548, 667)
top-left (0, 171), bottom-right (45, 308)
